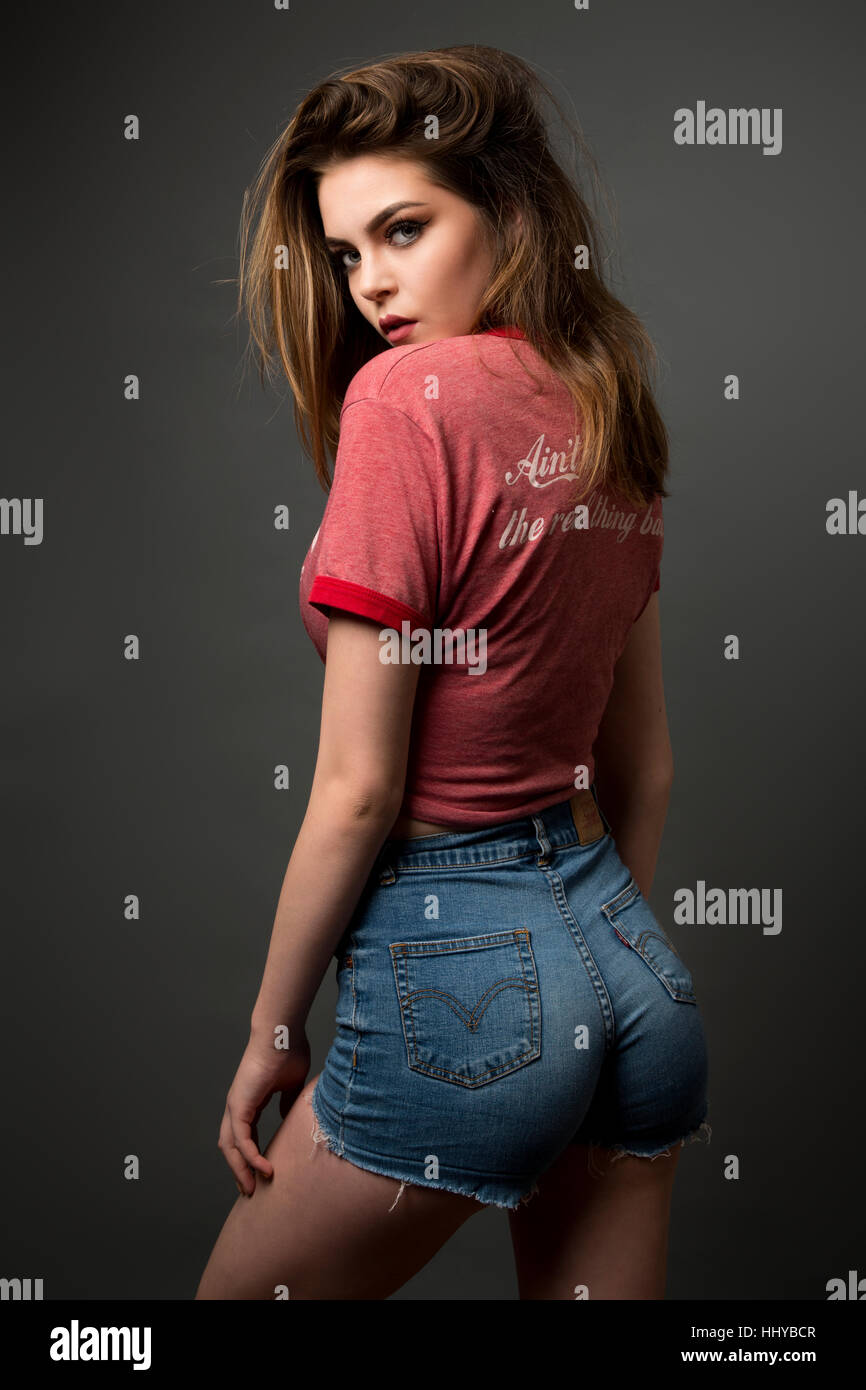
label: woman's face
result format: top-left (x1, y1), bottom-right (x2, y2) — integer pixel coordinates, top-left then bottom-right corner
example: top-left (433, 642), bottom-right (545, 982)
top-left (317, 154), bottom-right (497, 346)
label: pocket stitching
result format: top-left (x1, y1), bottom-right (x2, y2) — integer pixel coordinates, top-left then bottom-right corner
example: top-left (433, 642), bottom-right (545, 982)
top-left (601, 878), bottom-right (696, 1004)
top-left (391, 930), bottom-right (530, 956)
top-left (601, 879), bottom-right (641, 917)
top-left (389, 929), bottom-right (541, 1087)
top-left (399, 976), bottom-right (531, 1032)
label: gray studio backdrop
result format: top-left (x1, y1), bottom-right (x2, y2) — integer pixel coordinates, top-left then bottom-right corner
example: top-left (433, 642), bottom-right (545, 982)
top-left (2, 0), bottom-right (863, 1299)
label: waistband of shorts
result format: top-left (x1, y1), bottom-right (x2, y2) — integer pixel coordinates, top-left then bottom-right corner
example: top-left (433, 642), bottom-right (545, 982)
top-left (374, 784), bottom-right (613, 879)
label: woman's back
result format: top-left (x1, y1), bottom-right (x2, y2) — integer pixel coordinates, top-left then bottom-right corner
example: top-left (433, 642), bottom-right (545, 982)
top-left (299, 328), bottom-right (663, 827)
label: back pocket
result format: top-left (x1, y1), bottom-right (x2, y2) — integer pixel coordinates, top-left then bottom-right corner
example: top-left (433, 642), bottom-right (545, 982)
top-left (600, 877), bottom-right (697, 1004)
top-left (389, 929), bottom-right (542, 1088)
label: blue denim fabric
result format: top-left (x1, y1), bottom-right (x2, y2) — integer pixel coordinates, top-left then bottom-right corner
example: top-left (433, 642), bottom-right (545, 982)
top-left (311, 785), bottom-right (710, 1211)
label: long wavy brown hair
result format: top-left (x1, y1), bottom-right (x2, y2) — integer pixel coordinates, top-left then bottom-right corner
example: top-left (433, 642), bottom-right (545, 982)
top-left (234, 44), bottom-right (670, 509)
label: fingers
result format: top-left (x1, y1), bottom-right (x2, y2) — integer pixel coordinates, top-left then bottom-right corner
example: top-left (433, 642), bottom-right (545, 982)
top-left (235, 1125), bottom-right (275, 1180)
top-left (217, 1107), bottom-right (274, 1197)
top-left (217, 1110), bottom-right (251, 1193)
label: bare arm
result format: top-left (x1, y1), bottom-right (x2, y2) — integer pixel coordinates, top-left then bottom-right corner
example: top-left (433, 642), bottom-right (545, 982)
top-left (249, 611), bottom-right (421, 1040)
top-left (592, 592), bottom-right (674, 899)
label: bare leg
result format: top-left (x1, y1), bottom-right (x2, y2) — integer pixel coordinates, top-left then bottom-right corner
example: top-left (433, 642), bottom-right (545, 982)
top-left (195, 1074), bottom-right (483, 1300)
top-left (507, 1141), bottom-right (683, 1299)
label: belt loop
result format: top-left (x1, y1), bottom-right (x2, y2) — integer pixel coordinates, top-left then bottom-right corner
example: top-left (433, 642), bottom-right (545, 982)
top-left (531, 814), bottom-right (552, 866)
top-left (378, 860), bottom-right (396, 885)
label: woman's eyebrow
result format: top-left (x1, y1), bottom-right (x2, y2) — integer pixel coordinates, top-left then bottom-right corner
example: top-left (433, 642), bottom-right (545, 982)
top-left (323, 201), bottom-right (428, 248)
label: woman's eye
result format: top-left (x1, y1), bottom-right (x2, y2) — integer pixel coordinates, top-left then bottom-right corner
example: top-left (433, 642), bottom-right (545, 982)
top-left (332, 218), bottom-right (427, 274)
top-left (387, 218), bottom-right (424, 246)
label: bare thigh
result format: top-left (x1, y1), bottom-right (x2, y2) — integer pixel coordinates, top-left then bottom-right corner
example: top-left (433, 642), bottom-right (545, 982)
top-left (195, 1073), bottom-right (482, 1300)
top-left (507, 1141), bottom-right (683, 1300)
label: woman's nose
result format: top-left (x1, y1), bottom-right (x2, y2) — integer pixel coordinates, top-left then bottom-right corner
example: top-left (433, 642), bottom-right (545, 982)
top-left (357, 254), bottom-right (397, 300)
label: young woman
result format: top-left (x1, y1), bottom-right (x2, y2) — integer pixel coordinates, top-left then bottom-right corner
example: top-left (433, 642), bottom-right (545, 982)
top-left (196, 44), bottom-right (710, 1301)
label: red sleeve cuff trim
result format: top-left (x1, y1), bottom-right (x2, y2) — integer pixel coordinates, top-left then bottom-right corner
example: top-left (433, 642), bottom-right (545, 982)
top-left (309, 575), bottom-right (429, 632)
top-left (653, 571), bottom-right (660, 591)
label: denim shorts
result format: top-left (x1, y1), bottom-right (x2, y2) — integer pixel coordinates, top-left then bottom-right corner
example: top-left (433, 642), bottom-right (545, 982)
top-left (311, 784), bottom-right (711, 1211)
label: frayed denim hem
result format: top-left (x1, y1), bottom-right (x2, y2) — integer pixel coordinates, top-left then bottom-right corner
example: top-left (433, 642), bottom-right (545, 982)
top-left (580, 1119), bottom-right (713, 1177)
top-left (309, 1083), bottom-right (540, 1213)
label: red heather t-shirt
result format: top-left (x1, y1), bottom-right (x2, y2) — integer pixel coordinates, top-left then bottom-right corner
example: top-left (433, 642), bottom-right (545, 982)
top-left (299, 327), bottom-right (663, 827)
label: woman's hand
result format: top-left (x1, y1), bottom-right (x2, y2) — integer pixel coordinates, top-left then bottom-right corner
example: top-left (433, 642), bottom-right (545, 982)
top-left (217, 1026), bottom-right (311, 1198)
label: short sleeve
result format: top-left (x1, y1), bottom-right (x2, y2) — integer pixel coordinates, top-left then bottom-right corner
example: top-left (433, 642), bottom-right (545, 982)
top-left (652, 568), bottom-right (660, 591)
top-left (307, 398), bottom-right (440, 632)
